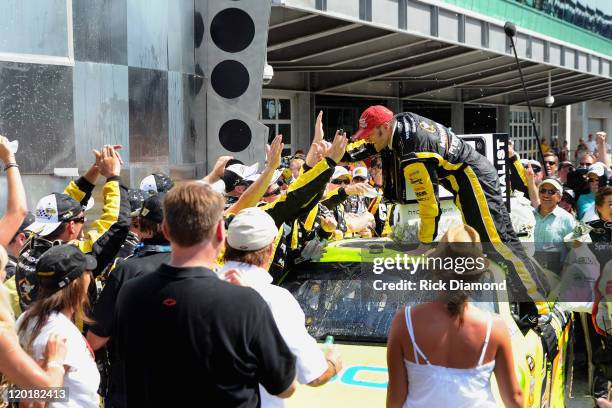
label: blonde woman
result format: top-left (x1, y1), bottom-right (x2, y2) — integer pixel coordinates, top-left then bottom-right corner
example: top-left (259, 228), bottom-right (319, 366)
top-left (386, 225), bottom-right (523, 408)
top-left (0, 246), bottom-right (66, 401)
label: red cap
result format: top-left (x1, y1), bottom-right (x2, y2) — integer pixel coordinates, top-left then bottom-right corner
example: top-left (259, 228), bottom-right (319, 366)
top-left (353, 105), bottom-right (394, 140)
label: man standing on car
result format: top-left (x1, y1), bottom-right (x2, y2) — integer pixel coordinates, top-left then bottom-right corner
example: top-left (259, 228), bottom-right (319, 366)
top-left (343, 106), bottom-right (551, 314)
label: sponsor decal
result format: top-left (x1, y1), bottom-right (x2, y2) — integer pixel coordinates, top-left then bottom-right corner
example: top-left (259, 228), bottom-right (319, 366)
top-left (418, 121), bottom-right (437, 133)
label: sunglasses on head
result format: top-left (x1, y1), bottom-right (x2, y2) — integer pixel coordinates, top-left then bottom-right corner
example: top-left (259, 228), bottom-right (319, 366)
top-left (539, 188), bottom-right (558, 195)
top-left (332, 179), bottom-right (350, 185)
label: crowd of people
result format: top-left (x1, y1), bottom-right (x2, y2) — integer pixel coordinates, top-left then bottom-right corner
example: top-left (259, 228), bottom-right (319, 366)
top-left (0, 99), bottom-right (611, 407)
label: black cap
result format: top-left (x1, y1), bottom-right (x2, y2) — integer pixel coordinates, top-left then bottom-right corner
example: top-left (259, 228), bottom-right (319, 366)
top-left (140, 173), bottom-right (174, 195)
top-left (127, 188), bottom-right (146, 215)
top-left (139, 192), bottom-right (165, 223)
top-left (225, 159), bottom-right (244, 168)
top-left (36, 244), bottom-right (97, 291)
top-left (18, 212), bottom-right (35, 232)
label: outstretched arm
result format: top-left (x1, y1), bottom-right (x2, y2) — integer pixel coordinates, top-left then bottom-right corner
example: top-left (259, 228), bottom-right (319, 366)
top-left (0, 136), bottom-right (28, 247)
top-left (226, 135), bottom-right (283, 215)
top-left (403, 160), bottom-right (441, 243)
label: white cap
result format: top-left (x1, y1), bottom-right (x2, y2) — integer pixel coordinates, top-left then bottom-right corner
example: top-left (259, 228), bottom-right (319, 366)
top-left (540, 178), bottom-right (563, 195)
top-left (27, 194), bottom-right (62, 236)
top-left (587, 162), bottom-right (606, 177)
top-left (244, 169), bottom-right (283, 186)
top-left (352, 166), bottom-right (368, 179)
top-left (226, 162), bottom-right (259, 179)
top-left (139, 174), bottom-right (157, 194)
top-left (227, 208), bottom-right (278, 251)
top-left (331, 166), bottom-right (350, 180)
top-left (209, 179), bottom-right (226, 194)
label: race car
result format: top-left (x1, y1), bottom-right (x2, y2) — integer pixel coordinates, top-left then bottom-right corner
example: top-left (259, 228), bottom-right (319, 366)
top-left (282, 238), bottom-right (571, 408)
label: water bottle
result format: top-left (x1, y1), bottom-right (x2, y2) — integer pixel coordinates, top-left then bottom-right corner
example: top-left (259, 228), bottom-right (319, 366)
top-left (324, 335), bottom-right (335, 354)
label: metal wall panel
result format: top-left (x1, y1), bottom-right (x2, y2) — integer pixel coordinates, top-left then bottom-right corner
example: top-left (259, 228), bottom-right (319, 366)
top-left (127, 0), bottom-right (168, 70)
top-left (602, 60), bottom-right (611, 78)
top-left (532, 38), bottom-right (544, 61)
top-left (73, 0), bottom-right (128, 65)
top-left (168, 71), bottom-right (205, 166)
top-left (73, 62), bottom-right (129, 170)
top-left (515, 34), bottom-right (528, 59)
top-left (327, 0), bottom-right (359, 19)
top-left (549, 44), bottom-right (561, 65)
top-left (168, 0), bottom-right (195, 74)
top-left (464, 17), bottom-right (481, 48)
top-left (0, 0), bottom-right (69, 57)
top-left (577, 52), bottom-right (588, 72)
top-left (407, 0), bottom-right (431, 36)
top-left (0, 62), bottom-right (74, 174)
top-left (128, 67), bottom-right (169, 164)
top-left (489, 25), bottom-right (506, 54)
top-left (372, 0), bottom-right (398, 28)
top-left (438, 9), bottom-right (459, 43)
top-left (564, 49), bottom-right (575, 69)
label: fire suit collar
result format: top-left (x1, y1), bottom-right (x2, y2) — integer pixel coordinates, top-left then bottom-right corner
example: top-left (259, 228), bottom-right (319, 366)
top-left (387, 118), bottom-right (398, 150)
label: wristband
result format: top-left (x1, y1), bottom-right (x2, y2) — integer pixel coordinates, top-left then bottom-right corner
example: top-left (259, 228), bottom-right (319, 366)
top-left (47, 361), bottom-right (65, 370)
top-left (327, 359), bottom-right (337, 375)
top-left (4, 163), bottom-right (18, 171)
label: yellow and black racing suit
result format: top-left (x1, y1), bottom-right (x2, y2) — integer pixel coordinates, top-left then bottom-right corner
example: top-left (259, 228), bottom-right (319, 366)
top-left (223, 158), bottom-right (336, 282)
top-left (343, 112), bottom-right (551, 312)
top-left (16, 176), bottom-right (130, 310)
top-left (508, 154), bottom-right (530, 196)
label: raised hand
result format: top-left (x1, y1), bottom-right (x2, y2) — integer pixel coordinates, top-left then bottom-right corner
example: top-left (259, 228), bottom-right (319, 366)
top-left (596, 131), bottom-right (607, 146)
top-left (0, 136), bottom-right (15, 164)
top-left (266, 135), bottom-right (284, 171)
top-left (344, 182), bottom-right (371, 196)
top-left (95, 145), bottom-right (122, 178)
top-left (525, 163), bottom-right (535, 182)
top-left (325, 131), bottom-right (348, 164)
top-left (314, 111), bottom-right (324, 144)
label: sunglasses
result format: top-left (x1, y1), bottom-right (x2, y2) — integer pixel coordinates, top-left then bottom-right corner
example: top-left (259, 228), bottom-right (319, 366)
top-left (353, 177), bottom-right (367, 183)
top-left (544, 161), bottom-right (557, 166)
top-left (579, 162), bottom-right (592, 167)
top-left (588, 177), bottom-right (599, 183)
top-left (331, 179), bottom-right (350, 185)
top-left (71, 215), bottom-right (86, 224)
top-left (524, 166), bottom-right (541, 173)
top-left (539, 188), bottom-right (558, 195)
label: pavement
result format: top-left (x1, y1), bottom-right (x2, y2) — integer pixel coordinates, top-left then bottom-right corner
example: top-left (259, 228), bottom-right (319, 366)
top-left (566, 366), bottom-right (595, 408)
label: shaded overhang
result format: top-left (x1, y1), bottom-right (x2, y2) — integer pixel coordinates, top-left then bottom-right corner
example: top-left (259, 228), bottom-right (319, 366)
top-left (267, 1), bottom-right (612, 107)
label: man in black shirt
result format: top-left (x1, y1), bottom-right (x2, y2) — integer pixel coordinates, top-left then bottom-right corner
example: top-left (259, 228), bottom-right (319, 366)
top-left (114, 182), bottom-right (297, 407)
top-left (87, 192), bottom-right (171, 408)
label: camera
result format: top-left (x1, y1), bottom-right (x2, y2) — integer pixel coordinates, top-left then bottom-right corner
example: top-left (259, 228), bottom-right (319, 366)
top-left (545, 95), bottom-right (555, 107)
top-left (263, 63), bottom-right (274, 85)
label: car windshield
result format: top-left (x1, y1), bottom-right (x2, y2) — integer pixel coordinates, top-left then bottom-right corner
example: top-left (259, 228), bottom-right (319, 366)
top-left (284, 261), bottom-right (499, 343)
